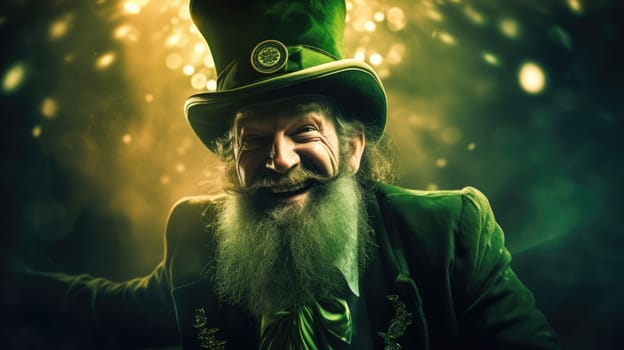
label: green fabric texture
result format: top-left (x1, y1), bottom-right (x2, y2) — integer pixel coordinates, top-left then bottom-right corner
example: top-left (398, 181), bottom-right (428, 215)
top-left (259, 297), bottom-right (352, 350)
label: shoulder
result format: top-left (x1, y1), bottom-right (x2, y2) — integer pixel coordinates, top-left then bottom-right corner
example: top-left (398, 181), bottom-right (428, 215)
top-left (164, 194), bottom-right (225, 284)
top-left (167, 194), bottom-right (224, 228)
top-left (373, 182), bottom-right (492, 226)
top-left (371, 183), bottom-right (500, 266)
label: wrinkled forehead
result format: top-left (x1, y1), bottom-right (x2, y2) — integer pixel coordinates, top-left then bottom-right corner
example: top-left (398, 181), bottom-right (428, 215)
top-left (233, 95), bottom-right (340, 131)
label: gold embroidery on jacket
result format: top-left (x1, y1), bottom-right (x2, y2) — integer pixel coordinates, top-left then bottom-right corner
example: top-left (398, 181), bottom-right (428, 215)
top-left (378, 294), bottom-right (413, 350)
top-left (193, 307), bottom-right (227, 350)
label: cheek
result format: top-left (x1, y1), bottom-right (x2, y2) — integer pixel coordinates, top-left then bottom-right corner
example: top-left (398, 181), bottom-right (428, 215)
top-left (303, 139), bottom-right (340, 176)
top-left (236, 155), bottom-right (261, 187)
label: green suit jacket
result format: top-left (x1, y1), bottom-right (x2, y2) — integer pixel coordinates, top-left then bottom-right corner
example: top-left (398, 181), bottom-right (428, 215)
top-left (8, 184), bottom-right (560, 349)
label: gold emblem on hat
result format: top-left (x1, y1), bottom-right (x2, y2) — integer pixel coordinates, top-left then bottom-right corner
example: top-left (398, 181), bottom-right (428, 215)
top-left (250, 39), bottom-right (288, 74)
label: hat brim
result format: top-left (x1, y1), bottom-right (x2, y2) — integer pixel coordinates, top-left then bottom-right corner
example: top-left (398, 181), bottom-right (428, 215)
top-left (184, 59), bottom-right (387, 153)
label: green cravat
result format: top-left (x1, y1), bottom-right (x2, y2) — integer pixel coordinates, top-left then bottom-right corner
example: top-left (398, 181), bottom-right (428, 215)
top-left (259, 297), bottom-right (352, 350)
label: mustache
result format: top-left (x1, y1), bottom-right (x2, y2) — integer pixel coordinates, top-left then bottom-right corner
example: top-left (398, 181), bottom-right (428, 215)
top-left (232, 167), bottom-right (338, 195)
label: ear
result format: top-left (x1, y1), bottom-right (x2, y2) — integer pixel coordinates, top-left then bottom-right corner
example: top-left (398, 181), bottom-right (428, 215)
top-left (346, 131), bottom-right (365, 173)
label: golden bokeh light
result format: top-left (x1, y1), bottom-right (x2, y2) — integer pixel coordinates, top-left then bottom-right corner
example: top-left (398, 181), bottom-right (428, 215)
top-left (50, 14), bottom-right (74, 40)
top-left (437, 32), bottom-right (456, 46)
top-left (499, 18), bottom-right (520, 39)
top-left (435, 158), bottom-right (448, 168)
top-left (2, 62), bottom-right (27, 93)
top-left (369, 53), bottom-right (383, 66)
top-left (165, 53), bottom-right (183, 70)
top-left (41, 97), bottom-right (58, 119)
top-left (386, 7), bottom-right (407, 32)
top-left (123, 1), bottom-right (141, 14)
top-left (567, 0), bottom-right (583, 14)
top-left (122, 133), bottom-right (133, 144)
top-left (464, 6), bottom-right (485, 25)
top-left (206, 79), bottom-right (217, 91)
top-left (32, 125), bottom-right (42, 138)
top-left (482, 52), bottom-right (500, 66)
top-left (182, 64), bottom-right (195, 76)
top-left (96, 52), bottom-right (116, 69)
top-left (191, 72), bottom-right (207, 90)
top-left (518, 62), bottom-right (547, 94)
top-left (364, 20), bottom-right (376, 32)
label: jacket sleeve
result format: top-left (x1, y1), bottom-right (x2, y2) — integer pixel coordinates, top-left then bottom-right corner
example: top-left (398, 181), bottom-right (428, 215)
top-left (7, 267), bottom-right (179, 347)
top-left (452, 187), bottom-right (560, 349)
top-left (2, 203), bottom-right (189, 348)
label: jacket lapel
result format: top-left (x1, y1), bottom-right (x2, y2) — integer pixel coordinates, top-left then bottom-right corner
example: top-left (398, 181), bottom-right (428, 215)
top-left (365, 190), bottom-right (430, 350)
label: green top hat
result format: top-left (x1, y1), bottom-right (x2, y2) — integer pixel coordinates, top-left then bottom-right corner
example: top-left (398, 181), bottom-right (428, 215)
top-left (185, 0), bottom-right (387, 153)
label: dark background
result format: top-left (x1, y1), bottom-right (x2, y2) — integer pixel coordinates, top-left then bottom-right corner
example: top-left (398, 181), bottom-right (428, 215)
top-left (1, 0), bottom-right (622, 349)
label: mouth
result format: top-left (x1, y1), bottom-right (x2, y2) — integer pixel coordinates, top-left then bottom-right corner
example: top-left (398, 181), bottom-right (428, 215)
top-left (263, 180), bottom-right (318, 202)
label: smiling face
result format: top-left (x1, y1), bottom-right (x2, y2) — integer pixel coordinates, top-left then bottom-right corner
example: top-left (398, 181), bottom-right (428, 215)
top-left (232, 97), bottom-right (364, 211)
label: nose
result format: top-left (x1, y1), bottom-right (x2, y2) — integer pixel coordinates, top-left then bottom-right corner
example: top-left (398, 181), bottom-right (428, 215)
top-left (266, 133), bottom-right (300, 173)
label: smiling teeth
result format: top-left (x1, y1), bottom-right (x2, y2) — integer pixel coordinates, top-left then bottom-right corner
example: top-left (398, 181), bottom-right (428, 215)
top-left (269, 183), bottom-right (306, 194)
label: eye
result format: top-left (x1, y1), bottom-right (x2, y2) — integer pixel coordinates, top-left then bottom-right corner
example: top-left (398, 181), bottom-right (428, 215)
top-left (239, 135), bottom-right (266, 151)
top-left (295, 125), bottom-right (319, 135)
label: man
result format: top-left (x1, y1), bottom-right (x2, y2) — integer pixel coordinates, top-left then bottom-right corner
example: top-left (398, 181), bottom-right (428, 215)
top-left (4, 0), bottom-right (560, 349)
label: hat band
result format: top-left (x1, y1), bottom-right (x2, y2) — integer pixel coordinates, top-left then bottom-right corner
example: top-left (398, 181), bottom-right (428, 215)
top-left (217, 45), bottom-right (338, 91)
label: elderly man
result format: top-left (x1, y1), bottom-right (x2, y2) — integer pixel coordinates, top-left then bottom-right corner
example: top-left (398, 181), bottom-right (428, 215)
top-left (4, 0), bottom-right (560, 349)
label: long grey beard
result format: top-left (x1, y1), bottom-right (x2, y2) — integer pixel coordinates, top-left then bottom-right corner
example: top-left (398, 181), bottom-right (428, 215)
top-left (213, 175), bottom-right (367, 316)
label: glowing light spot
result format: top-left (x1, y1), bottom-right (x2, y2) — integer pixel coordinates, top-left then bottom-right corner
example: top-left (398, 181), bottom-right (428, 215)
top-left (191, 73), bottom-right (208, 90)
top-left (386, 7), bottom-right (407, 32)
top-left (165, 53), bottom-right (182, 70)
top-left (364, 21), bottom-right (376, 32)
top-left (2, 63), bottom-right (27, 93)
top-left (183, 64), bottom-right (195, 76)
top-left (346, 1), bottom-right (353, 11)
top-left (435, 158), bottom-right (448, 168)
top-left (175, 163), bottom-right (186, 173)
top-left (95, 52), bottom-right (116, 69)
top-left (438, 32), bottom-right (456, 45)
top-left (122, 133), bottom-right (133, 144)
top-left (567, 0), bottom-right (582, 14)
top-left (482, 52), bottom-right (500, 66)
top-left (41, 98), bottom-right (58, 119)
top-left (426, 183), bottom-right (439, 191)
top-left (194, 42), bottom-right (207, 54)
top-left (499, 18), bottom-right (520, 39)
top-left (32, 125), bottom-right (42, 138)
top-left (206, 79), bottom-right (217, 91)
top-left (145, 94), bottom-right (154, 103)
top-left (353, 19), bottom-right (367, 32)
top-left (518, 62), bottom-right (546, 94)
top-left (426, 10), bottom-right (443, 22)
top-left (467, 142), bottom-right (477, 151)
top-left (387, 43), bottom-right (405, 65)
top-left (354, 48), bottom-right (366, 61)
top-left (374, 12), bottom-right (385, 22)
top-left (50, 14), bottom-right (74, 39)
top-left (203, 55), bottom-right (215, 68)
top-left (166, 33), bottom-right (181, 47)
top-left (114, 24), bottom-right (138, 42)
top-left (464, 6), bottom-right (485, 25)
top-left (178, 5), bottom-right (191, 20)
top-left (123, 1), bottom-right (141, 14)
top-left (160, 175), bottom-right (170, 185)
top-left (369, 53), bottom-right (383, 66)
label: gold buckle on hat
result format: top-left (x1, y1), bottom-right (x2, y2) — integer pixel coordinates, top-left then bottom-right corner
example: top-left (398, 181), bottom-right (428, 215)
top-left (250, 39), bottom-right (288, 74)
